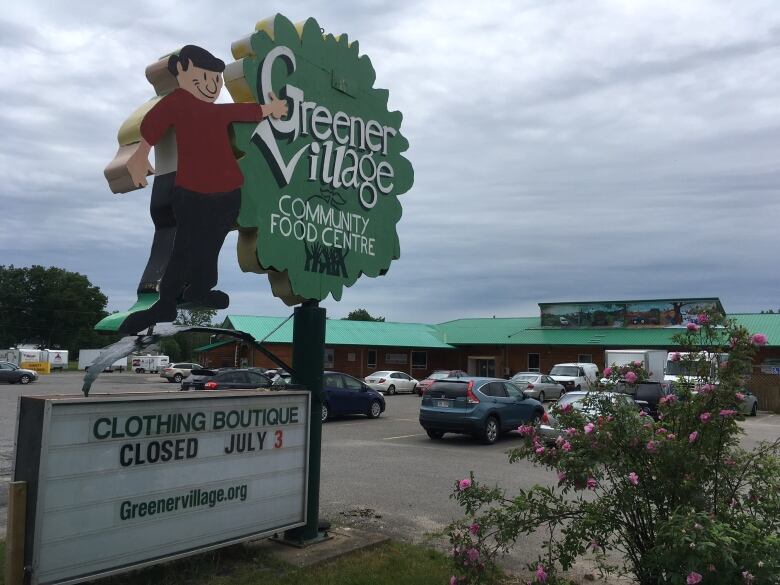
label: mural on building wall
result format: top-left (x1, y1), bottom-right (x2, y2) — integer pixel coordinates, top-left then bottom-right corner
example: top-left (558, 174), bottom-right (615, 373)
top-left (540, 299), bottom-right (723, 328)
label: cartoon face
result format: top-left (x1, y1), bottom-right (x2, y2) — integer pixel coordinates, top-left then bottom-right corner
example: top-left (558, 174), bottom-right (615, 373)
top-left (175, 60), bottom-right (223, 102)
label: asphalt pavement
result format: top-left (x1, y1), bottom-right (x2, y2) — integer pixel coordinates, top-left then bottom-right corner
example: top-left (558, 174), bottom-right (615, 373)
top-left (1, 371), bottom-right (777, 581)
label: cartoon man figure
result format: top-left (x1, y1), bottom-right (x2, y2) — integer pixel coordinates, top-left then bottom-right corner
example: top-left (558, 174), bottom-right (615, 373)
top-left (119, 45), bottom-right (287, 334)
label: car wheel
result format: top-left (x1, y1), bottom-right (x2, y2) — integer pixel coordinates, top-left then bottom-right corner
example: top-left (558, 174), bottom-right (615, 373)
top-left (426, 429), bottom-right (444, 440)
top-left (321, 404), bottom-right (329, 423)
top-left (19, 375), bottom-right (31, 385)
top-left (576, 385), bottom-right (581, 390)
top-left (481, 416), bottom-right (499, 445)
top-left (538, 391), bottom-right (545, 403)
top-left (367, 400), bottom-right (382, 419)
top-left (173, 374), bottom-right (183, 383)
top-left (387, 385), bottom-right (396, 395)
top-left (751, 402), bottom-right (758, 417)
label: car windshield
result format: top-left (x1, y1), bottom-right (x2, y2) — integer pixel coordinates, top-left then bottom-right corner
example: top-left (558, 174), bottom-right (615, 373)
top-left (429, 372), bottom-right (452, 380)
top-left (550, 366), bottom-right (579, 376)
top-left (369, 371), bottom-right (392, 377)
top-left (512, 374), bottom-right (537, 382)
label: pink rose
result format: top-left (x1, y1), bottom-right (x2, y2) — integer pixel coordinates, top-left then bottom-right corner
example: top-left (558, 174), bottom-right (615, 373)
top-left (687, 322), bottom-right (700, 332)
top-left (646, 441), bottom-right (657, 453)
top-left (735, 392), bottom-right (745, 401)
top-left (719, 409), bottom-right (738, 418)
top-left (667, 433), bottom-right (676, 440)
top-left (699, 413), bottom-right (711, 423)
top-left (625, 371), bottom-right (638, 383)
top-left (450, 576), bottom-right (458, 585)
top-left (750, 333), bottom-right (768, 346)
top-left (469, 522), bottom-right (479, 535)
top-left (586, 477), bottom-right (597, 490)
top-left (466, 547), bottom-right (479, 563)
top-left (687, 572), bottom-right (703, 584)
top-left (697, 383), bottom-right (715, 394)
top-left (669, 352), bottom-right (681, 362)
top-left (689, 431), bottom-right (699, 443)
top-left (458, 479), bottom-right (472, 491)
top-left (603, 367), bottom-right (612, 377)
top-left (518, 424), bottom-right (535, 436)
top-left (557, 471), bottom-right (567, 483)
top-left (535, 564), bottom-right (548, 583)
top-left (698, 313), bottom-right (709, 325)
top-left (535, 446), bottom-right (546, 455)
top-left (628, 472), bottom-right (639, 486)
top-left (565, 427), bottom-right (577, 437)
top-left (633, 360), bottom-right (642, 367)
top-left (561, 403), bottom-right (573, 413)
top-left (742, 570), bottom-right (754, 583)
top-left (584, 422), bottom-right (595, 434)
top-left (562, 441), bottom-right (572, 452)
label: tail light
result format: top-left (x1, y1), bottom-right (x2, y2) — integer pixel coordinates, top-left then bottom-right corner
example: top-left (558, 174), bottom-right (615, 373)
top-left (466, 381), bottom-right (480, 404)
top-left (164, 368), bottom-right (172, 373)
top-left (527, 383), bottom-right (534, 389)
top-left (378, 378), bottom-right (386, 384)
top-left (541, 409), bottom-right (550, 424)
top-left (204, 381), bottom-right (218, 390)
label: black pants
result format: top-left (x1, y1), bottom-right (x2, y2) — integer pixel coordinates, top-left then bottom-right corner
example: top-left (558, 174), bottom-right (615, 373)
top-left (138, 172), bottom-right (176, 294)
top-left (157, 186), bottom-right (241, 308)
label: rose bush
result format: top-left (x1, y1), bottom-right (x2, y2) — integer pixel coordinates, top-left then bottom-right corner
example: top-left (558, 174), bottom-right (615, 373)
top-left (447, 313), bottom-right (779, 584)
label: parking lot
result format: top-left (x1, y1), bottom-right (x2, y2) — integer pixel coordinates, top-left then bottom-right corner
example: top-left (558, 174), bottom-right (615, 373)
top-left (1, 371), bottom-right (778, 577)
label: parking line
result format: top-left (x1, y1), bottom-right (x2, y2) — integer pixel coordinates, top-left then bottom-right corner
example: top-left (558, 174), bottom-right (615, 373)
top-left (396, 418), bottom-right (419, 422)
top-left (383, 433), bottom-right (426, 440)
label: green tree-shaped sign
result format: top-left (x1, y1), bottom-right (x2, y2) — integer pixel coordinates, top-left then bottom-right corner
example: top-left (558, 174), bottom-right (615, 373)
top-left (227, 15), bottom-right (413, 304)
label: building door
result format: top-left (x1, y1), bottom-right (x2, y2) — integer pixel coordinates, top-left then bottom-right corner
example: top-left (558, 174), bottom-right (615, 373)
top-left (476, 359), bottom-right (495, 377)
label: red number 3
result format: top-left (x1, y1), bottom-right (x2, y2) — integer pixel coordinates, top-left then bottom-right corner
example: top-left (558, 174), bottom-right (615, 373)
top-left (274, 430), bottom-right (283, 449)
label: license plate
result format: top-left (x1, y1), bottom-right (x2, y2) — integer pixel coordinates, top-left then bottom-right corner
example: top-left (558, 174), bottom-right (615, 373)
top-left (436, 400), bottom-right (450, 408)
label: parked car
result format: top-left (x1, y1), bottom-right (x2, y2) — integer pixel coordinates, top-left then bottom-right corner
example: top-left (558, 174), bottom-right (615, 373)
top-left (739, 389), bottom-right (759, 416)
top-left (0, 361), bottom-right (38, 385)
top-left (510, 372), bottom-right (565, 402)
top-left (160, 362), bottom-right (202, 384)
top-left (612, 380), bottom-right (671, 419)
top-left (321, 371), bottom-right (386, 422)
top-left (364, 371), bottom-right (419, 394)
top-left (265, 368), bottom-right (292, 386)
top-left (549, 363), bottom-right (599, 392)
top-left (416, 369), bottom-right (468, 396)
top-left (538, 391), bottom-right (647, 443)
top-left (180, 368), bottom-right (273, 391)
top-left (419, 377), bottom-right (544, 444)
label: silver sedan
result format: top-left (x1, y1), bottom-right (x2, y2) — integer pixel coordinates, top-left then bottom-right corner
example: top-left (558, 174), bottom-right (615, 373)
top-left (364, 371), bottom-right (419, 395)
top-left (510, 372), bottom-right (565, 402)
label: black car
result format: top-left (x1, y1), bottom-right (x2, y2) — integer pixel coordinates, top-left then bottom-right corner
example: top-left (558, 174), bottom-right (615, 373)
top-left (0, 361), bottom-right (38, 384)
top-left (613, 381), bottom-right (671, 419)
top-left (180, 368), bottom-right (273, 391)
top-left (321, 371), bottom-right (386, 422)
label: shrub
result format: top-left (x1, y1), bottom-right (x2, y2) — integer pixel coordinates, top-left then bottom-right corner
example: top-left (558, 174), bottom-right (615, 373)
top-left (447, 312), bottom-right (779, 584)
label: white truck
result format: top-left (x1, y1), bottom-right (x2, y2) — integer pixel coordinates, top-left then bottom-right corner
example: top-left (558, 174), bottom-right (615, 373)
top-left (78, 349), bottom-right (128, 372)
top-left (131, 354), bottom-right (170, 374)
top-left (604, 349), bottom-right (667, 382)
top-left (665, 352), bottom-right (728, 386)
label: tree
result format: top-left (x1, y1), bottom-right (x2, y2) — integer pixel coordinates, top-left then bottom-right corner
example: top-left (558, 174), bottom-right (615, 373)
top-left (0, 265), bottom-right (112, 353)
top-left (174, 308), bottom-right (218, 327)
top-left (342, 308), bottom-right (385, 322)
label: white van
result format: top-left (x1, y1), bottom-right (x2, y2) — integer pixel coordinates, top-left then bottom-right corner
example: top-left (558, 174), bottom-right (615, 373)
top-left (549, 363), bottom-right (599, 392)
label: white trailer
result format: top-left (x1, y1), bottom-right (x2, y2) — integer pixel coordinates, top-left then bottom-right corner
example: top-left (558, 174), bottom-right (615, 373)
top-left (0, 348), bottom-right (46, 366)
top-left (46, 349), bottom-right (69, 371)
top-left (604, 349), bottom-right (667, 382)
top-left (131, 354), bottom-right (170, 373)
top-left (78, 349), bottom-right (127, 372)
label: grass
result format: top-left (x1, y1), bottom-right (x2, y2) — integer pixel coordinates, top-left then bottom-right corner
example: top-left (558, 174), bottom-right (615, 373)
top-left (0, 539), bottom-right (458, 585)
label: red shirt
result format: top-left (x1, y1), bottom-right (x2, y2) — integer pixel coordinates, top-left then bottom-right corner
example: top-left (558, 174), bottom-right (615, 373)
top-left (141, 88), bottom-right (264, 192)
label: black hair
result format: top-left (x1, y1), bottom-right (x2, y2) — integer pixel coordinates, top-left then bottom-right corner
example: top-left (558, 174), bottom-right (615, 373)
top-left (168, 45), bottom-right (225, 76)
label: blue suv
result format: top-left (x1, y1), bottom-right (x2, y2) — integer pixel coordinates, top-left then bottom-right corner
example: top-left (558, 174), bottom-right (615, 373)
top-left (419, 377), bottom-right (544, 444)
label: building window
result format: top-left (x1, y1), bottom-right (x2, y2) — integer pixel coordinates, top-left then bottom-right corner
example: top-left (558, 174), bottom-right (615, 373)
top-left (577, 354), bottom-right (592, 364)
top-left (528, 353), bottom-right (540, 372)
top-left (324, 348), bottom-right (335, 368)
top-left (385, 353), bottom-right (408, 365)
top-left (348, 352), bottom-right (356, 362)
top-left (367, 350), bottom-right (377, 368)
top-left (411, 351), bottom-right (427, 369)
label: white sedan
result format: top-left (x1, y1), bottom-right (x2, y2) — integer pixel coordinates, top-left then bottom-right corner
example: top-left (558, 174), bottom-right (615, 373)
top-left (364, 371), bottom-right (419, 395)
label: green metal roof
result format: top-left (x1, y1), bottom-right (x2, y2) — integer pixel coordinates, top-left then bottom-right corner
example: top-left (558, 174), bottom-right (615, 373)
top-left (223, 315), bottom-right (455, 349)
top-left (192, 339), bottom-right (234, 353)
top-left (198, 312), bottom-right (780, 351)
top-left (436, 314), bottom-right (780, 347)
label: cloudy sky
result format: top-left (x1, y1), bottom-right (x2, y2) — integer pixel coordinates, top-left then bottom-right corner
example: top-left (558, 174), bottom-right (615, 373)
top-left (2, 0), bottom-right (779, 325)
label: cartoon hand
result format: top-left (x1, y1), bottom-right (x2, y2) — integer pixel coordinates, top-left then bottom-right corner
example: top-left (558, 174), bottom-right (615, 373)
top-left (266, 91), bottom-right (289, 120)
top-left (126, 142), bottom-right (155, 188)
